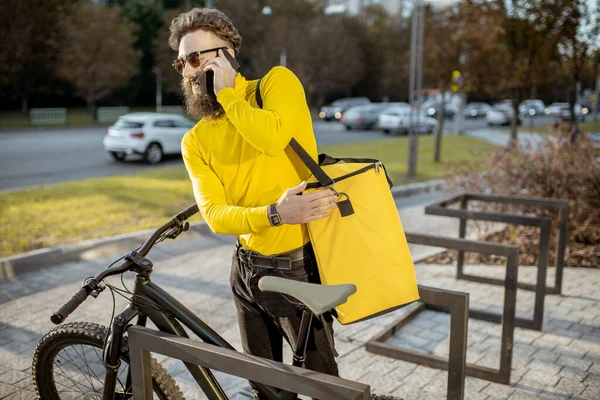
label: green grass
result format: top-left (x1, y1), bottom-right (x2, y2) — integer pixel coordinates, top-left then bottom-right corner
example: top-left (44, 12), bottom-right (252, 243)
top-left (0, 135), bottom-right (495, 258)
top-left (525, 120), bottom-right (600, 134)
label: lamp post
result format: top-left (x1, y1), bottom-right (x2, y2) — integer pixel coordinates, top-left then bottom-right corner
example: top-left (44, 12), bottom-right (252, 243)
top-left (152, 67), bottom-right (163, 113)
top-left (407, 0), bottom-right (425, 180)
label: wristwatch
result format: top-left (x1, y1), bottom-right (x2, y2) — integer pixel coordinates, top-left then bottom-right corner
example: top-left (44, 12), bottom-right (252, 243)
top-left (268, 203), bottom-right (283, 227)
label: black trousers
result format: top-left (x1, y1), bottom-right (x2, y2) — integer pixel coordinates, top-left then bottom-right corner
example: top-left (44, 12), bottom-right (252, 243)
top-left (230, 241), bottom-right (339, 399)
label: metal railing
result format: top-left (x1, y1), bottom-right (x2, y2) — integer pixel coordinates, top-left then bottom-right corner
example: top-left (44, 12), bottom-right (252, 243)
top-left (159, 105), bottom-right (185, 115)
top-left (425, 193), bottom-right (569, 331)
top-left (368, 233), bottom-right (519, 387)
top-left (128, 326), bottom-right (371, 400)
top-left (425, 193), bottom-right (569, 295)
top-left (30, 108), bottom-right (67, 125)
top-left (97, 106), bottom-right (130, 123)
top-left (367, 286), bottom-right (468, 400)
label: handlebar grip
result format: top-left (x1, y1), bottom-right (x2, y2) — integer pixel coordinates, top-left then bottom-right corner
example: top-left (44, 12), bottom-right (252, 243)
top-left (178, 203), bottom-right (199, 220)
top-left (51, 287), bottom-right (90, 325)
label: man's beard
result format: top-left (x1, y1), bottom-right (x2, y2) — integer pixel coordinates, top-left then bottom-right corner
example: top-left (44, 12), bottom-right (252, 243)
top-left (182, 76), bottom-right (224, 121)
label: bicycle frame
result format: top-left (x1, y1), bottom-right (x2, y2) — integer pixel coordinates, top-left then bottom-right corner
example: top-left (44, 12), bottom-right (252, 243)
top-left (102, 272), bottom-right (312, 400)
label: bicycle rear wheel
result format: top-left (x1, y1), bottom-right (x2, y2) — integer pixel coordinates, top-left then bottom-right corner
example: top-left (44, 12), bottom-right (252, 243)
top-left (33, 322), bottom-right (183, 400)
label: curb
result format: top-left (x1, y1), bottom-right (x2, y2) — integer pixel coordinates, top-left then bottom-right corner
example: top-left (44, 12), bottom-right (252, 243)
top-left (0, 179), bottom-right (445, 281)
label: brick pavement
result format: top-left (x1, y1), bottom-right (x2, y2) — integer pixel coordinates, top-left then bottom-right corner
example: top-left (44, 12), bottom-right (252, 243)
top-left (0, 210), bottom-right (599, 399)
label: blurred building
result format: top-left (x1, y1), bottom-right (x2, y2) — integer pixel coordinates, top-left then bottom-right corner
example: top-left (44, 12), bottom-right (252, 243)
top-left (324, 0), bottom-right (404, 16)
top-left (324, 0), bottom-right (455, 17)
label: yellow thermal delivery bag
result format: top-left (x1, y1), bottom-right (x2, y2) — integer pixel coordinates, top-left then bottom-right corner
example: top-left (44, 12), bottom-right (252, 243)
top-left (289, 139), bottom-right (420, 324)
top-left (255, 77), bottom-right (418, 324)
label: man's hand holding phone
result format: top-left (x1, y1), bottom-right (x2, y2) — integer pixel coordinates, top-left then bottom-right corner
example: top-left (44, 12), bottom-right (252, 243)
top-left (202, 49), bottom-right (237, 96)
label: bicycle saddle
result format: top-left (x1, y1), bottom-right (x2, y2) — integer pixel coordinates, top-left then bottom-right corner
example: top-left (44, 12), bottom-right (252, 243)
top-left (258, 277), bottom-right (357, 316)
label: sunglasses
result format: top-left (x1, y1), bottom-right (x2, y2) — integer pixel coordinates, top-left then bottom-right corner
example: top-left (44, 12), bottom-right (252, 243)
top-left (172, 46), bottom-right (228, 75)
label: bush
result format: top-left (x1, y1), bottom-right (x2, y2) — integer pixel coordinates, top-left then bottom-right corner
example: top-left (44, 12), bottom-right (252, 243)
top-left (445, 125), bottom-right (600, 268)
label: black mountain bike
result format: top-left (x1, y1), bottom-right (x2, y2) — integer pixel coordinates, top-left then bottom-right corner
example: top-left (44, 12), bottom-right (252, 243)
top-left (32, 204), bottom-right (402, 400)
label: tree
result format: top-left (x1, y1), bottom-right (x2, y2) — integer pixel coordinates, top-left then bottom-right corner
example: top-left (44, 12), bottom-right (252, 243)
top-left (251, 1), bottom-right (365, 104)
top-left (556, 0), bottom-right (600, 125)
top-left (0, 0), bottom-right (73, 115)
top-left (484, 0), bottom-right (580, 140)
top-left (56, 2), bottom-right (140, 119)
top-left (423, 5), bottom-right (461, 162)
top-left (107, 0), bottom-right (164, 105)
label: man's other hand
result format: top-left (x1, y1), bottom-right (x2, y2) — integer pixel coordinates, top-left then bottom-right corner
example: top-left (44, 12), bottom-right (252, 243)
top-left (275, 181), bottom-right (338, 225)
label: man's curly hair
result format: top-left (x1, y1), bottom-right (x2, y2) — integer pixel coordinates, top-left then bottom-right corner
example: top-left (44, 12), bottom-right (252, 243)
top-left (168, 8), bottom-right (242, 54)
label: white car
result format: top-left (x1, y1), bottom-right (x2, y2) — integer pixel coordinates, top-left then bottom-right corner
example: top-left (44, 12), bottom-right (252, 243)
top-left (377, 107), bottom-right (438, 135)
top-left (486, 105), bottom-right (522, 126)
top-left (103, 113), bottom-right (196, 164)
top-left (545, 102), bottom-right (569, 116)
top-left (519, 99), bottom-right (545, 116)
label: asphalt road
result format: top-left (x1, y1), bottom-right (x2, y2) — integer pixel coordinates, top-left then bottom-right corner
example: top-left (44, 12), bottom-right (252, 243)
top-left (0, 115), bottom-right (554, 192)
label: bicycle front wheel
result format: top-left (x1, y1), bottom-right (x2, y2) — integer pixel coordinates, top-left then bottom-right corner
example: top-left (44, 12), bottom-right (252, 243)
top-left (33, 322), bottom-right (184, 400)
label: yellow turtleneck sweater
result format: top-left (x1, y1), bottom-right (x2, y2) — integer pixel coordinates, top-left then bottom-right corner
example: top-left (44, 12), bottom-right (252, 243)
top-left (181, 66), bottom-right (317, 255)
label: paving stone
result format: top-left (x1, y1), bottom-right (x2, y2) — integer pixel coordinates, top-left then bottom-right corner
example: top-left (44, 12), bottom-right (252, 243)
top-left (520, 369), bottom-right (560, 387)
top-left (531, 349), bottom-right (561, 363)
top-left (559, 366), bottom-right (590, 383)
top-left (584, 372), bottom-right (600, 387)
top-left (526, 358), bottom-right (562, 375)
top-left (556, 355), bottom-right (592, 371)
top-left (0, 382), bottom-right (17, 398)
top-left (2, 388), bottom-right (37, 400)
top-left (581, 384), bottom-right (600, 399)
top-left (554, 376), bottom-right (588, 396)
top-left (0, 370), bottom-right (28, 385)
top-left (507, 390), bottom-right (541, 399)
top-left (538, 386), bottom-right (571, 399)
top-left (481, 382), bottom-right (515, 398)
top-left (513, 379), bottom-right (544, 394)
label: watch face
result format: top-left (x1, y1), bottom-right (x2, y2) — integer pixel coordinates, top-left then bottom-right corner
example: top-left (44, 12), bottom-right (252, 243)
top-left (273, 214), bottom-right (281, 225)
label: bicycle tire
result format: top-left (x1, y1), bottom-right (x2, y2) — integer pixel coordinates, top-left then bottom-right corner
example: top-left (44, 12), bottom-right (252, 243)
top-left (32, 321), bottom-right (184, 400)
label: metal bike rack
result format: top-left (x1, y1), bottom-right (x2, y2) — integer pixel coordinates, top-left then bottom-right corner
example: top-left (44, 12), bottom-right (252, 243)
top-left (128, 326), bottom-right (371, 400)
top-left (367, 234), bottom-right (519, 387)
top-left (425, 193), bottom-right (569, 331)
top-left (367, 286), bottom-right (469, 400)
top-left (425, 193), bottom-right (569, 295)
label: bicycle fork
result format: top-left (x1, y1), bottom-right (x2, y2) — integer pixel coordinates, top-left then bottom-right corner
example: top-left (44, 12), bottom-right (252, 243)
top-left (102, 306), bottom-right (140, 399)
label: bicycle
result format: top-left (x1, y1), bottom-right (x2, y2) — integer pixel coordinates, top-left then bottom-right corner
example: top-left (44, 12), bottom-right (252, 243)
top-left (32, 204), bottom-right (403, 400)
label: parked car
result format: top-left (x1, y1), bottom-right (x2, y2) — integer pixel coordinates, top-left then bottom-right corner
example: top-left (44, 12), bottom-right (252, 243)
top-left (103, 113), bottom-right (195, 164)
top-left (319, 97), bottom-right (371, 121)
top-left (464, 102), bottom-right (492, 118)
top-left (340, 102), bottom-right (410, 130)
top-left (339, 104), bottom-right (387, 130)
top-left (545, 102), bottom-right (569, 116)
top-left (519, 99), bottom-right (546, 116)
top-left (556, 104), bottom-right (586, 122)
top-left (421, 100), bottom-right (455, 119)
top-left (486, 105), bottom-right (522, 126)
top-left (377, 107), bottom-right (438, 135)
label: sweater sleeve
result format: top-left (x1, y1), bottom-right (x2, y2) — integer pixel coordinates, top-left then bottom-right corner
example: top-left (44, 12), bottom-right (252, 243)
top-left (216, 66), bottom-right (308, 157)
top-left (181, 133), bottom-right (271, 235)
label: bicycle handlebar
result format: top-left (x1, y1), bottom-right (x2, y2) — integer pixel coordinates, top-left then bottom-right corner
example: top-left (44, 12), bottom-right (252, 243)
top-left (50, 203), bottom-right (199, 325)
top-left (51, 287), bottom-right (90, 324)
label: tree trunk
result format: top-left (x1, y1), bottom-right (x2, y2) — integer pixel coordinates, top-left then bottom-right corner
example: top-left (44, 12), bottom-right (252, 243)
top-left (434, 83), bottom-right (445, 163)
top-left (510, 93), bottom-right (518, 143)
top-left (593, 72), bottom-right (599, 122)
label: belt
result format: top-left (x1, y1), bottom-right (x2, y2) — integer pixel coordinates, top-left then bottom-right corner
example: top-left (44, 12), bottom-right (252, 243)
top-left (236, 241), bottom-right (313, 270)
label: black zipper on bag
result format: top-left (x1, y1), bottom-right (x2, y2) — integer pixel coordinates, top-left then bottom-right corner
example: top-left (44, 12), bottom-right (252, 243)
top-left (305, 162), bottom-right (388, 190)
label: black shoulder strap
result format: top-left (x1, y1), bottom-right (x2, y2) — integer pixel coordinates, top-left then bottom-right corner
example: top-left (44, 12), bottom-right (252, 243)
top-left (255, 76), bottom-right (334, 187)
top-left (255, 77), bottom-right (263, 109)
